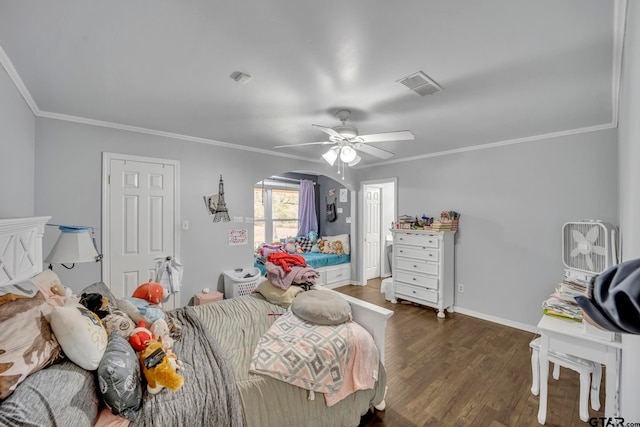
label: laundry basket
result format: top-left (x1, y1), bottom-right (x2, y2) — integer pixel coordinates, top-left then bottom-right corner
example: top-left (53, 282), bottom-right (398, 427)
top-left (223, 267), bottom-right (262, 298)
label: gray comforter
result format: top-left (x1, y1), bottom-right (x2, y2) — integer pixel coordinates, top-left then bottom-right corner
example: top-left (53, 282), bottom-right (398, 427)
top-left (132, 306), bottom-right (245, 427)
top-left (192, 295), bottom-right (386, 427)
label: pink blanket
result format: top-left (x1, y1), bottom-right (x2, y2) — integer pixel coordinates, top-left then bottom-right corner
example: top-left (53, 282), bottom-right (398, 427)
top-left (265, 262), bottom-right (319, 290)
top-left (324, 320), bottom-right (379, 406)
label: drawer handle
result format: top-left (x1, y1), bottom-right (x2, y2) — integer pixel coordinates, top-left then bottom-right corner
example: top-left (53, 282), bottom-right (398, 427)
top-left (412, 290), bottom-right (417, 294)
top-left (412, 277), bottom-right (416, 281)
top-left (428, 240), bottom-right (434, 243)
top-left (413, 265), bottom-right (417, 268)
top-left (399, 250), bottom-right (404, 253)
top-left (428, 254), bottom-right (433, 257)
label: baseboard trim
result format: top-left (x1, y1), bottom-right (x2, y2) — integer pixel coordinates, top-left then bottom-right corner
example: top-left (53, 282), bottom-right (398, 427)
top-left (454, 306), bottom-right (538, 334)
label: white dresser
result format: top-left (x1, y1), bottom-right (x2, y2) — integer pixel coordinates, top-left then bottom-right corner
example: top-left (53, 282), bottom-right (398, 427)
top-left (391, 229), bottom-right (456, 318)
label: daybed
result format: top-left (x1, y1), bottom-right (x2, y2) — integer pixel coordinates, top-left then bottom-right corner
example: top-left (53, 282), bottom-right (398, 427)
top-left (255, 234), bottom-right (352, 288)
top-left (0, 217), bottom-right (393, 427)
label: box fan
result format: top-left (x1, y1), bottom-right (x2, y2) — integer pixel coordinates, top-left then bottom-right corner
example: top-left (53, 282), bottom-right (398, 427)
top-left (562, 220), bottom-right (619, 276)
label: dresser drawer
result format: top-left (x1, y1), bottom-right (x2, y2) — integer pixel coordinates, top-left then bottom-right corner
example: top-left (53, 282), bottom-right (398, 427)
top-left (395, 282), bottom-right (438, 304)
top-left (395, 270), bottom-right (438, 289)
top-left (325, 264), bottom-right (350, 284)
top-left (395, 258), bottom-right (439, 275)
top-left (395, 233), bottom-right (439, 249)
top-left (396, 245), bottom-right (439, 261)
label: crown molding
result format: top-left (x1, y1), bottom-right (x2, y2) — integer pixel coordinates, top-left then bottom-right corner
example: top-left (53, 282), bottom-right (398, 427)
top-left (358, 122), bottom-right (617, 169)
top-left (0, 44), bottom-right (39, 115)
top-left (36, 110), bottom-right (316, 162)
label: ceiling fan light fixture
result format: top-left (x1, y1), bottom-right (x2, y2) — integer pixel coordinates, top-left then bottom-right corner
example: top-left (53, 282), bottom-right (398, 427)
top-left (322, 147), bottom-right (339, 165)
top-left (348, 155), bottom-right (361, 167)
top-left (339, 145), bottom-right (357, 163)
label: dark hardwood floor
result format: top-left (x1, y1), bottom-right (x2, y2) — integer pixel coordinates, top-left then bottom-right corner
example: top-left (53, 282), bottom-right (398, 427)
top-left (335, 279), bottom-right (605, 427)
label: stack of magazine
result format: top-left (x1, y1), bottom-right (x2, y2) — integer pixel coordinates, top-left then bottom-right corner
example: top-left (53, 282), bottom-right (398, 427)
top-left (542, 274), bottom-right (591, 321)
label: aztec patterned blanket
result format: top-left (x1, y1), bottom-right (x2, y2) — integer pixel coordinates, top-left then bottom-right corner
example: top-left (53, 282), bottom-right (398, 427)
top-left (249, 311), bottom-right (352, 394)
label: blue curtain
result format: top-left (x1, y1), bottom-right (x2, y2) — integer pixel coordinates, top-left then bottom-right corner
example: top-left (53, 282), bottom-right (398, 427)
top-left (297, 179), bottom-right (318, 236)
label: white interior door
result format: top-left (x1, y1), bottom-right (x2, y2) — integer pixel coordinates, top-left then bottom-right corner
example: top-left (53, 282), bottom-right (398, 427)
top-left (364, 186), bottom-right (381, 280)
top-left (102, 153), bottom-right (180, 309)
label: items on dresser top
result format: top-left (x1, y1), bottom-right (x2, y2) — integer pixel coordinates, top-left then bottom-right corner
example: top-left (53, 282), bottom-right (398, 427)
top-left (390, 229), bottom-right (456, 318)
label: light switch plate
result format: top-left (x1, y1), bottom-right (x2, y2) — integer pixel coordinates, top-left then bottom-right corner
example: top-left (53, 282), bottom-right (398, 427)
top-left (337, 207), bottom-right (343, 213)
top-left (234, 216), bottom-right (243, 223)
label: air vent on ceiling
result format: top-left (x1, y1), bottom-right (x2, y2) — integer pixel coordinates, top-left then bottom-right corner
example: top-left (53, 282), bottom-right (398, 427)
top-left (396, 71), bottom-right (442, 96)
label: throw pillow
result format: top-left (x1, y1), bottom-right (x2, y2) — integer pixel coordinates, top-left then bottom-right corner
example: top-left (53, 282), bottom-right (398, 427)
top-left (0, 280), bottom-right (63, 399)
top-left (322, 234), bottom-right (350, 255)
top-left (295, 236), bottom-right (313, 253)
top-left (50, 303), bottom-right (108, 370)
top-left (291, 289), bottom-right (352, 325)
top-left (255, 280), bottom-right (305, 307)
top-left (97, 334), bottom-right (142, 421)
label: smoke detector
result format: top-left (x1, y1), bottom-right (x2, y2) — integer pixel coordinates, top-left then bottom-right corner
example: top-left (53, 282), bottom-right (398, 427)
top-left (396, 71), bottom-right (442, 96)
top-left (229, 71), bottom-right (252, 84)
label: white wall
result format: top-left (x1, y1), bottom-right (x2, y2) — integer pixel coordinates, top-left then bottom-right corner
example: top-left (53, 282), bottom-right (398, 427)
top-left (0, 66), bottom-right (34, 217)
top-left (356, 129), bottom-right (618, 328)
top-left (33, 117), bottom-right (346, 303)
top-left (617, 0), bottom-right (640, 418)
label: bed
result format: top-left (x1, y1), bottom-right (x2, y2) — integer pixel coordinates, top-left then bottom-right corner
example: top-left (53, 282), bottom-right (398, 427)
top-left (255, 234), bottom-right (353, 289)
top-left (0, 216), bottom-right (393, 427)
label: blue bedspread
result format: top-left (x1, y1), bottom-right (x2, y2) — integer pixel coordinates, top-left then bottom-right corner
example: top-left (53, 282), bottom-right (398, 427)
top-left (255, 253), bottom-right (350, 275)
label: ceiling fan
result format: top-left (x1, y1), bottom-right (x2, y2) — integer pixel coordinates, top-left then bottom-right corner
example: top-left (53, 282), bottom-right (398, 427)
top-left (274, 109), bottom-right (415, 166)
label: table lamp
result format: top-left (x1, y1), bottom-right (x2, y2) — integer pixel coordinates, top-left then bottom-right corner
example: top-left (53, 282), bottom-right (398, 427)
top-left (45, 225), bottom-right (102, 269)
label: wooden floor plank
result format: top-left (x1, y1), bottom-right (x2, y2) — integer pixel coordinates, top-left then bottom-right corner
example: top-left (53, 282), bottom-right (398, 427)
top-left (336, 279), bottom-right (605, 427)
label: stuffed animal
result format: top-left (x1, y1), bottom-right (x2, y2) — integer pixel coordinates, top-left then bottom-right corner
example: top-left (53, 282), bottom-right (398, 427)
top-left (150, 318), bottom-right (174, 349)
top-left (79, 292), bottom-right (111, 319)
top-left (129, 320), bottom-right (155, 352)
top-left (284, 237), bottom-right (296, 254)
top-left (317, 239), bottom-right (327, 253)
top-left (102, 309), bottom-right (136, 338)
top-left (132, 280), bottom-right (168, 305)
top-left (139, 340), bottom-right (184, 394)
top-left (307, 230), bottom-right (318, 243)
top-left (330, 240), bottom-right (344, 256)
top-left (116, 298), bottom-right (153, 329)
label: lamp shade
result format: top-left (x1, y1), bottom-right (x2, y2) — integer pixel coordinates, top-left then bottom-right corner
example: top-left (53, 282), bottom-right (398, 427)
top-left (339, 145), bottom-right (357, 163)
top-left (45, 226), bottom-right (99, 264)
top-left (322, 147), bottom-right (339, 166)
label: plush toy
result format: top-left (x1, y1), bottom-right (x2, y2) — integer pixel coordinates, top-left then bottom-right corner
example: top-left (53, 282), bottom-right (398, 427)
top-left (284, 237), bottom-right (297, 254)
top-left (116, 298), bottom-right (153, 329)
top-left (310, 243), bottom-right (320, 253)
top-left (50, 283), bottom-right (67, 296)
top-left (330, 240), bottom-right (344, 256)
top-left (317, 239), bottom-right (327, 253)
top-left (79, 292), bottom-right (111, 319)
top-left (129, 320), bottom-right (155, 352)
top-left (307, 230), bottom-right (318, 243)
top-left (150, 318), bottom-right (174, 349)
top-left (132, 280), bottom-right (168, 305)
top-left (102, 309), bottom-right (136, 338)
top-left (139, 340), bottom-right (184, 394)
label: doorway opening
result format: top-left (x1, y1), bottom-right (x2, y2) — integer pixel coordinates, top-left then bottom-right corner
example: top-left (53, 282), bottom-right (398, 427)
top-left (360, 178), bottom-right (396, 283)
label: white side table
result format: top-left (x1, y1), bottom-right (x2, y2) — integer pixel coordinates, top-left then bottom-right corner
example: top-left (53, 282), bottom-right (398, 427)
top-left (536, 315), bottom-right (623, 424)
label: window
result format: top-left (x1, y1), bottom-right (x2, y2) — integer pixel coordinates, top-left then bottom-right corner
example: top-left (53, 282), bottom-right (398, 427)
top-left (254, 183), bottom-right (299, 249)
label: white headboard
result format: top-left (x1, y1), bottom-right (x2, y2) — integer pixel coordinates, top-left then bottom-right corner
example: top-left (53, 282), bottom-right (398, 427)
top-left (0, 216), bottom-right (51, 286)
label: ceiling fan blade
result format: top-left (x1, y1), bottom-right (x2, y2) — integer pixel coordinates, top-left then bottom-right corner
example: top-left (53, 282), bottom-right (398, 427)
top-left (273, 141), bottom-right (333, 148)
top-left (354, 143), bottom-right (394, 160)
top-left (312, 124), bottom-right (345, 140)
top-left (358, 130), bottom-right (415, 143)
